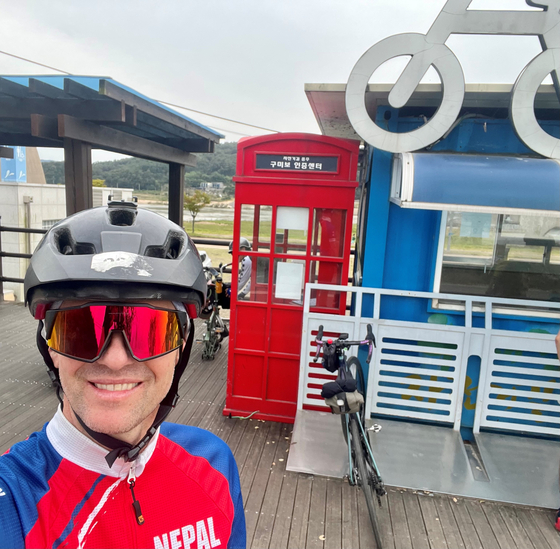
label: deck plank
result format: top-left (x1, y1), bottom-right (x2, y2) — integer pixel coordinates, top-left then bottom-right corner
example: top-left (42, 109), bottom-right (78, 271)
top-left (434, 496), bottom-right (466, 549)
top-left (515, 507), bottom-right (553, 549)
top-left (324, 478), bottom-right (343, 549)
top-left (268, 468), bottom-right (298, 549)
top-left (528, 509), bottom-right (560, 549)
top-left (481, 501), bottom-right (519, 549)
top-left (288, 474), bottom-right (313, 549)
top-left (465, 500), bottom-right (500, 549)
top-left (357, 486), bottom-right (378, 549)
top-left (341, 479), bottom-right (360, 549)
top-left (417, 494), bottom-right (448, 549)
top-left (388, 489), bottom-right (413, 549)
top-left (251, 424), bottom-right (292, 549)
top-left (239, 420), bottom-right (273, 498)
top-left (306, 475), bottom-right (327, 549)
top-left (244, 421), bottom-right (283, 547)
top-left (451, 499), bottom-right (484, 549)
top-left (377, 488), bottom-right (395, 549)
top-left (402, 490), bottom-right (430, 549)
top-left (497, 505), bottom-right (536, 549)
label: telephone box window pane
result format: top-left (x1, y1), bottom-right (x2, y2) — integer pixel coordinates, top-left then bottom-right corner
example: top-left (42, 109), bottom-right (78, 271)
top-left (272, 258), bottom-right (305, 305)
top-left (312, 208), bottom-right (346, 258)
top-left (237, 256), bottom-right (269, 303)
top-left (240, 204), bottom-right (271, 252)
top-left (309, 260), bottom-right (344, 311)
top-left (275, 207), bottom-right (309, 255)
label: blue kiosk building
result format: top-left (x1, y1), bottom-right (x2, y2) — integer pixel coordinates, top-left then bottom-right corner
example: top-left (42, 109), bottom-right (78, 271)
top-left (290, 82), bottom-right (560, 509)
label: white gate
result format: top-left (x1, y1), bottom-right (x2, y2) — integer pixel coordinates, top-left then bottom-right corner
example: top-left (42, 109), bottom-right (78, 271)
top-left (298, 283), bottom-right (560, 436)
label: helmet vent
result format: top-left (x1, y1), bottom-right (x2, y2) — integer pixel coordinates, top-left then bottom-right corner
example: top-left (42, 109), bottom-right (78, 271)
top-left (108, 208), bottom-right (137, 227)
top-left (54, 228), bottom-right (95, 255)
top-left (145, 231), bottom-right (184, 259)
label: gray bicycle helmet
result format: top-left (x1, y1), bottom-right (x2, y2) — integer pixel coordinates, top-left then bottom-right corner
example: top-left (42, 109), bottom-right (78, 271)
top-left (26, 200), bottom-right (206, 317)
top-left (24, 199), bottom-right (207, 467)
top-left (228, 237), bottom-right (252, 254)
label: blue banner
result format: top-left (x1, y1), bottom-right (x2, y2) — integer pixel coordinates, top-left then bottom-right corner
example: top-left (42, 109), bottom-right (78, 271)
top-left (2, 146), bottom-right (26, 182)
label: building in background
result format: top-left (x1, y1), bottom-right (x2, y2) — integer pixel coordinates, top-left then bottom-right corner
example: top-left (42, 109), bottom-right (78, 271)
top-left (0, 147), bottom-right (131, 301)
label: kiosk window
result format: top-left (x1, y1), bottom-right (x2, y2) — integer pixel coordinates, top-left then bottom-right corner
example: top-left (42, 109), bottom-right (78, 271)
top-left (275, 207), bottom-right (309, 255)
top-left (239, 204), bottom-right (271, 252)
top-left (435, 211), bottom-right (560, 303)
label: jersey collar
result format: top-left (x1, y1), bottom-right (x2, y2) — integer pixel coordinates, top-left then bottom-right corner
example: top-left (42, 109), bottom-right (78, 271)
top-left (46, 405), bottom-right (159, 478)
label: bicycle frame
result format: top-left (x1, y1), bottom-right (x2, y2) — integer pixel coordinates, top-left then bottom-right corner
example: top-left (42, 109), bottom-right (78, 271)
top-left (337, 352), bottom-right (382, 485)
top-left (314, 326), bottom-right (377, 478)
top-left (429, 1), bottom-right (560, 44)
top-left (316, 325), bottom-right (385, 547)
top-left (391, 0), bottom-right (560, 108)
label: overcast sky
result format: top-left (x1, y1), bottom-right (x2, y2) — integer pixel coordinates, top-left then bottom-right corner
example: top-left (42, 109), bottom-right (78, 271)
top-left (0, 0), bottom-right (546, 161)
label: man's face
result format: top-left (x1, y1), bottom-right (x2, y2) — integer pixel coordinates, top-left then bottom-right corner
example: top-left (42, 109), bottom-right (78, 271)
top-left (49, 300), bottom-right (181, 445)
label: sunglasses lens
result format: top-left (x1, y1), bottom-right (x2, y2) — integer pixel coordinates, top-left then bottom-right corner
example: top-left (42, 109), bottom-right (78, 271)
top-left (47, 305), bottom-right (183, 361)
top-left (124, 306), bottom-right (181, 360)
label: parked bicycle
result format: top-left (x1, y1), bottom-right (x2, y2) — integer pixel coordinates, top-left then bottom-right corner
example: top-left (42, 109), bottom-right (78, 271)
top-left (314, 324), bottom-right (386, 548)
top-left (198, 263), bottom-right (231, 360)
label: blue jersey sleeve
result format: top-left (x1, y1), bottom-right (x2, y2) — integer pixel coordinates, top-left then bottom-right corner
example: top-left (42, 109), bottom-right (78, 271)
top-left (0, 478), bottom-right (24, 549)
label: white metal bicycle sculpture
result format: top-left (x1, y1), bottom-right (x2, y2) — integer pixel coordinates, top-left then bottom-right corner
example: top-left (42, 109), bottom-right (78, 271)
top-left (345, 0), bottom-right (560, 159)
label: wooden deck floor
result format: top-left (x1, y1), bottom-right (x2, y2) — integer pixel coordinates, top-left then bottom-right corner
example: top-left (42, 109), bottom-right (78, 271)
top-left (1, 301), bottom-right (559, 549)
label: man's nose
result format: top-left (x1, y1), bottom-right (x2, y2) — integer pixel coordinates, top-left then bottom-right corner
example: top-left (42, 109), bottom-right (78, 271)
top-left (98, 331), bottom-right (135, 369)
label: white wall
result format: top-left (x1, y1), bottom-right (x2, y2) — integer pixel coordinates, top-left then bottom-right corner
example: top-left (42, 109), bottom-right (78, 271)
top-left (0, 184), bottom-right (133, 302)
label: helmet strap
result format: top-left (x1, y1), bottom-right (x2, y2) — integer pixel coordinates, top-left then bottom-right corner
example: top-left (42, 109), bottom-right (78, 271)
top-left (37, 321), bottom-right (64, 406)
top-left (36, 319), bottom-right (195, 468)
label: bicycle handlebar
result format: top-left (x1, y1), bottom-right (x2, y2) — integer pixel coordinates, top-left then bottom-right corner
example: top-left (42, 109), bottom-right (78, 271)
top-left (313, 324), bottom-right (376, 364)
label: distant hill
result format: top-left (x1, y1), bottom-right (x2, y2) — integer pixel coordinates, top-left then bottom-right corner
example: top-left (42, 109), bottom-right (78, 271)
top-left (41, 142), bottom-right (237, 196)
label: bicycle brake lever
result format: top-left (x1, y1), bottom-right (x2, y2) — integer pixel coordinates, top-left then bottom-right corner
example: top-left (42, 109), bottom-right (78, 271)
top-left (366, 324), bottom-right (376, 364)
top-left (366, 324), bottom-right (376, 348)
top-left (313, 325), bottom-right (324, 362)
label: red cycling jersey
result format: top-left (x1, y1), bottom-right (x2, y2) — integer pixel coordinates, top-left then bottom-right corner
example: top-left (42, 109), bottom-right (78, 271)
top-left (0, 408), bottom-right (246, 549)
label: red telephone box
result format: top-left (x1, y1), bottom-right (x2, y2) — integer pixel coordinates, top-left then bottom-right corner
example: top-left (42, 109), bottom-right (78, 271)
top-left (224, 133), bottom-right (359, 423)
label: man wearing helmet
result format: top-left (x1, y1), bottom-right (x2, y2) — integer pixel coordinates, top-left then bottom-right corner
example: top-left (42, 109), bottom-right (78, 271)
top-left (228, 238), bottom-right (252, 300)
top-left (0, 200), bottom-right (246, 549)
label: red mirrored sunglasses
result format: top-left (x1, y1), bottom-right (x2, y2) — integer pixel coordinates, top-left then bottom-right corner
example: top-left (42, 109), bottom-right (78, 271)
top-left (45, 303), bottom-right (189, 362)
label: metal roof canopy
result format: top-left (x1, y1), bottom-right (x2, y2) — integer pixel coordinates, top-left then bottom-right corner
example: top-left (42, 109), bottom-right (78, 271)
top-left (392, 152), bottom-right (560, 216)
top-left (0, 75), bottom-right (224, 225)
top-left (305, 83), bottom-right (560, 141)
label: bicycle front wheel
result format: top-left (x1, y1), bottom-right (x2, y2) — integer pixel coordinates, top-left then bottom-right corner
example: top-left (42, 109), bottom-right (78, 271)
top-left (350, 416), bottom-right (382, 548)
top-left (345, 33), bottom-right (464, 153)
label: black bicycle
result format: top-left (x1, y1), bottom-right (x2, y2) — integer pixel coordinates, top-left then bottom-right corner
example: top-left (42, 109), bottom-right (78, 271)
top-left (314, 324), bottom-right (386, 549)
top-left (198, 263), bottom-right (230, 360)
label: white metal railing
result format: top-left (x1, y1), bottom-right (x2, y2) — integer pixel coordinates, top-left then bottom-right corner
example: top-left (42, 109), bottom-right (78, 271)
top-left (298, 284), bottom-right (560, 436)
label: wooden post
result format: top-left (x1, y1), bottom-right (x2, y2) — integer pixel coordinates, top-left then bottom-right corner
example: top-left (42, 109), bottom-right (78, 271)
top-left (168, 163), bottom-right (185, 227)
top-left (63, 138), bottom-right (92, 215)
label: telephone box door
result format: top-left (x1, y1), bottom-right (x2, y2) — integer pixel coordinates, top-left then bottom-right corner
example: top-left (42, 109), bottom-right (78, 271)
top-left (224, 133), bottom-right (359, 423)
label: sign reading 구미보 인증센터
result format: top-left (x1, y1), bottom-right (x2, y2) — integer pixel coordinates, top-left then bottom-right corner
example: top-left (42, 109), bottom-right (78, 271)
top-left (255, 154), bottom-right (339, 173)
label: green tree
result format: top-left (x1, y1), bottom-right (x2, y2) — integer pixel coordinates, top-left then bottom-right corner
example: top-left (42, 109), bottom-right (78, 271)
top-left (184, 190), bottom-right (211, 233)
top-left (92, 178), bottom-right (106, 187)
top-left (41, 141), bottom-right (238, 194)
